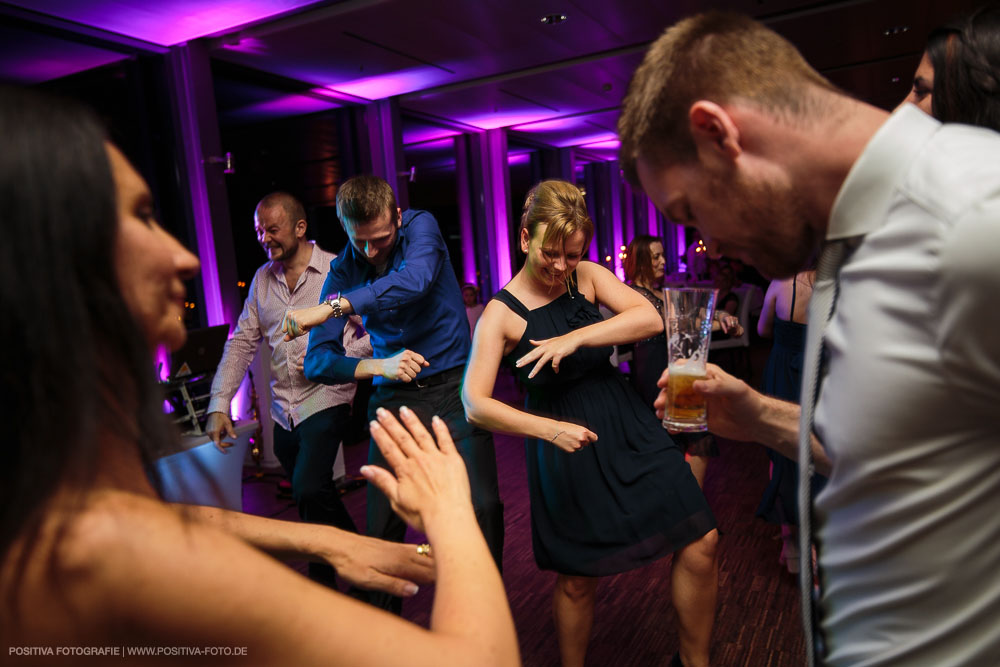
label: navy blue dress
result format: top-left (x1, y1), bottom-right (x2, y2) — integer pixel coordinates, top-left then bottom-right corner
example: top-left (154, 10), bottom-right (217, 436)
top-left (493, 285), bottom-right (715, 576)
top-left (755, 277), bottom-right (826, 523)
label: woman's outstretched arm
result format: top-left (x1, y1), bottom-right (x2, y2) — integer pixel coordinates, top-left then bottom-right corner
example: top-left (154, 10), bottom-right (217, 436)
top-left (176, 504), bottom-right (434, 597)
top-left (87, 410), bottom-right (519, 666)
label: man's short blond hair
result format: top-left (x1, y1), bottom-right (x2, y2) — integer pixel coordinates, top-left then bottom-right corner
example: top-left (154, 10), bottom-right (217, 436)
top-left (618, 12), bottom-right (839, 184)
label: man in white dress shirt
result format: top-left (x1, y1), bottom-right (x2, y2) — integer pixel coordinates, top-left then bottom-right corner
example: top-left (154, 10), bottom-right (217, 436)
top-left (619, 12), bottom-right (1000, 666)
top-left (206, 192), bottom-right (371, 588)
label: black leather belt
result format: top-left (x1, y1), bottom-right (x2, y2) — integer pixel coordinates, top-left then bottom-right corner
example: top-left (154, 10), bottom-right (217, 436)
top-left (388, 365), bottom-right (464, 390)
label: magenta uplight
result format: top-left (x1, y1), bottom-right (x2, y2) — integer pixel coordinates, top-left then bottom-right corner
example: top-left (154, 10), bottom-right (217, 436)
top-left (330, 67), bottom-right (452, 101)
top-left (403, 137), bottom-right (456, 153)
top-left (0, 25), bottom-right (128, 84)
top-left (462, 111), bottom-right (565, 131)
top-left (580, 138), bottom-right (620, 150)
top-left (224, 93), bottom-right (342, 122)
top-left (510, 117), bottom-right (585, 133)
top-left (7, 0), bottom-right (323, 46)
top-left (403, 126), bottom-right (461, 145)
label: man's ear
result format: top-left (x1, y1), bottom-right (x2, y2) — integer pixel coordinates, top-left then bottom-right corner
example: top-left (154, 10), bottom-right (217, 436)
top-left (689, 100), bottom-right (742, 165)
top-left (395, 207), bottom-right (402, 228)
top-left (294, 218), bottom-right (307, 239)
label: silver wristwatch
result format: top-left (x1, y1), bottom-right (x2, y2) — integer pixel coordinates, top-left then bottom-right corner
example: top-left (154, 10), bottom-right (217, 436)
top-left (324, 292), bottom-right (344, 318)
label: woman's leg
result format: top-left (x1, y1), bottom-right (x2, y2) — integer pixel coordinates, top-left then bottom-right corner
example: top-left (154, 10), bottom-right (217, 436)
top-left (553, 574), bottom-right (599, 667)
top-left (672, 529), bottom-right (719, 667)
top-left (686, 454), bottom-right (710, 488)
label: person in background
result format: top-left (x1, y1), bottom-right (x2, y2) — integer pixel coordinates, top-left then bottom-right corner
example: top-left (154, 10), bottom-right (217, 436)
top-left (462, 282), bottom-right (485, 337)
top-left (0, 86), bottom-right (519, 665)
top-left (623, 234), bottom-right (741, 488)
top-left (205, 192), bottom-right (370, 589)
top-left (281, 175), bottom-right (504, 614)
top-left (754, 271), bottom-right (816, 573)
top-left (901, 4), bottom-right (1000, 129)
top-left (712, 264), bottom-right (739, 320)
top-left (619, 12), bottom-right (1000, 664)
top-left (463, 181), bottom-right (718, 667)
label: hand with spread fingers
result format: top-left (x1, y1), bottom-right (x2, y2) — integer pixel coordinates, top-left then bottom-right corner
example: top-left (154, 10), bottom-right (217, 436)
top-left (514, 331), bottom-right (582, 379)
top-left (361, 406), bottom-right (473, 535)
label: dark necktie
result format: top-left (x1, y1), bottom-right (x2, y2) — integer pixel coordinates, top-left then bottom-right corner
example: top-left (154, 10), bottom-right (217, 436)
top-left (797, 240), bottom-right (847, 666)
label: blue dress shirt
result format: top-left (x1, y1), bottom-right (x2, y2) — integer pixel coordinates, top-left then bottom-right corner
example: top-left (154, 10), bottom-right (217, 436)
top-left (304, 209), bottom-right (471, 386)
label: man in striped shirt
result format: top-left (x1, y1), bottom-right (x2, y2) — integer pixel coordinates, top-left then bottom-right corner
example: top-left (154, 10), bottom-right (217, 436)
top-left (206, 192), bottom-right (371, 588)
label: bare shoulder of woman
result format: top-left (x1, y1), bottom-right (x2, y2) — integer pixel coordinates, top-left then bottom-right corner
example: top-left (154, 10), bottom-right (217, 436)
top-left (26, 491), bottom-right (418, 663)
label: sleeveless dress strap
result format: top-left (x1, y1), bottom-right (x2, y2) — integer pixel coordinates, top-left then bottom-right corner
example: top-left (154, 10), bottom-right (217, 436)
top-left (493, 289), bottom-right (531, 319)
top-left (789, 273), bottom-right (799, 318)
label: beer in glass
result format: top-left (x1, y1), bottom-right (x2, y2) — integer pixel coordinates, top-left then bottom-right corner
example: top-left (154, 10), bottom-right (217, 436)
top-left (663, 287), bottom-right (716, 432)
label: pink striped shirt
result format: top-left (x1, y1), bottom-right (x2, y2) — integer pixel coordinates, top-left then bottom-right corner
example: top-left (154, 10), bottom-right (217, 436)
top-left (208, 242), bottom-right (371, 430)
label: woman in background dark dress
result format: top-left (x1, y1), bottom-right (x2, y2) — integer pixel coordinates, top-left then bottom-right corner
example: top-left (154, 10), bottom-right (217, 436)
top-left (755, 271), bottom-right (816, 572)
top-left (624, 235), bottom-right (742, 487)
top-left (462, 181), bottom-right (718, 667)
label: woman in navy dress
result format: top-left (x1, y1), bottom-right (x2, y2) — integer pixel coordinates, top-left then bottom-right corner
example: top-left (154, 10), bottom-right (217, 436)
top-left (462, 180), bottom-right (718, 667)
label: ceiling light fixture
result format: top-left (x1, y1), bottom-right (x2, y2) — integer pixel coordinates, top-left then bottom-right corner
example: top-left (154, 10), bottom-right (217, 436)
top-left (541, 14), bottom-right (568, 25)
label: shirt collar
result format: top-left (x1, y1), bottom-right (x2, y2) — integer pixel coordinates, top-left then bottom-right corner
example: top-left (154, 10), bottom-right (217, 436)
top-left (267, 240), bottom-right (321, 276)
top-left (827, 104), bottom-right (940, 241)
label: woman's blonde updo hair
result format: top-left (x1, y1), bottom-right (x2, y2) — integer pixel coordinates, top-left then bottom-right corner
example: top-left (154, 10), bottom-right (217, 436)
top-left (519, 179), bottom-right (594, 252)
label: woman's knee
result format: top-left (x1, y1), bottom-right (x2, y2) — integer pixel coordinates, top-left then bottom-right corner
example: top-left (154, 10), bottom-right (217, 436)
top-left (677, 529), bottom-right (719, 572)
top-left (556, 575), bottom-right (598, 602)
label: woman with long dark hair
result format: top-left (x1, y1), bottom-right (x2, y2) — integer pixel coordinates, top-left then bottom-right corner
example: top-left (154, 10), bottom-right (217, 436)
top-left (623, 234), bottom-right (742, 487)
top-left (0, 86), bottom-right (518, 665)
top-left (462, 181), bottom-right (718, 667)
top-left (902, 4), bottom-right (1000, 129)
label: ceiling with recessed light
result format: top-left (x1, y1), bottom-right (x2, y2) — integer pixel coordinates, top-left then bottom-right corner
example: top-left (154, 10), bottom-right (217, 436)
top-left (0, 0), bottom-right (983, 165)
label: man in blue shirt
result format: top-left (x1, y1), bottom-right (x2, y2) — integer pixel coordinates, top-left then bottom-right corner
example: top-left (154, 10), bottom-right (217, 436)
top-left (283, 175), bottom-right (504, 613)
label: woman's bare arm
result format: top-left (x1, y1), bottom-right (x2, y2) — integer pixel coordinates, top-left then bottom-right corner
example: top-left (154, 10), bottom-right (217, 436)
top-left (85, 412), bottom-right (519, 666)
top-left (461, 301), bottom-right (598, 453)
top-left (514, 262), bottom-right (661, 379)
top-left (176, 504), bottom-right (433, 597)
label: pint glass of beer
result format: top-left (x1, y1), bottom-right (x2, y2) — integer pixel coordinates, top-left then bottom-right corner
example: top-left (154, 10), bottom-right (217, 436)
top-left (663, 287), bottom-right (717, 432)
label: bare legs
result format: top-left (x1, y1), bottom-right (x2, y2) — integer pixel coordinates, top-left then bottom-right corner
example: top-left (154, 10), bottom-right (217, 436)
top-left (672, 529), bottom-right (719, 667)
top-left (552, 529), bottom-right (718, 667)
top-left (687, 454), bottom-right (709, 488)
top-left (553, 575), bottom-right (598, 667)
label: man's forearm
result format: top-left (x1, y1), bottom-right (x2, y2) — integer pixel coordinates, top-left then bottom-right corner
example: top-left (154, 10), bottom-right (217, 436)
top-left (752, 396), bottom-right (831, 476)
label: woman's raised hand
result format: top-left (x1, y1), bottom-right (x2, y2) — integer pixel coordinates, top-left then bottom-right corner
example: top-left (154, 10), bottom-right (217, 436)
top-left (515, 332), bottom-right (582, 378)
top-left (361, 407), bottom-right (472, 534)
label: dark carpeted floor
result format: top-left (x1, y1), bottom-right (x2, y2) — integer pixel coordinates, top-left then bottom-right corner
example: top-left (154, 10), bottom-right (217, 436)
top-left (243, 344), bottom-right (805, 666)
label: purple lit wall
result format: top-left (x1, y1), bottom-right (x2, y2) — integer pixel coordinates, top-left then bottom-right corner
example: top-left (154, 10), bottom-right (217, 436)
top-left (485, 129), bottom-right (512, 289)
top-left (452, 135), bottom-right (478, 287)
top-left (610, 164), bottom-right (624, 281)
top-left (647, 198), bottom-right (660, 237)
top-left (170, 50), bottom-right (228, 329)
